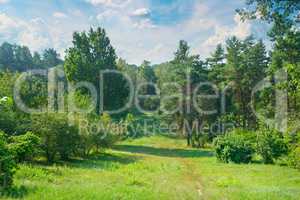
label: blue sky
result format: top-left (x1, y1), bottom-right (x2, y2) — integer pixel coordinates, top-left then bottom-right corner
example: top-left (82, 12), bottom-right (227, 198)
top-left (0, 0), bottom-right (269, 64)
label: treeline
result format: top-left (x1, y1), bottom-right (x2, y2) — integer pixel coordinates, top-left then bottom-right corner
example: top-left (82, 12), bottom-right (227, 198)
top-left (0, 42), bottom-right (63, 71)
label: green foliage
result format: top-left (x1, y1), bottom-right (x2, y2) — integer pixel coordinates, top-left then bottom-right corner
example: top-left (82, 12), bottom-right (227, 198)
top-left (19, 74), bottom-right (48, 110)
top-left (42, 49), bottom-right (62, 68)
top-left (288, 146), bottom-right (300, 170)
top-left (6, 136), bottom-right (300, 200)
top-left (31, 114), bottom-right (80, 162)
top-left (225, 36), bottom-right (268, 128)
top-left (8, 132), bottom-right (40, 163)
top-left (0, 97), bottom-right (15, 135)
top-left (69, 113), bottom-right (119, 157)
top-left (0, 72), bottom-right (17, 134)
top-left (136, 60), bottom-right (159, 112)
top-left (207, 44), bottom-right (226, 85)
top-left (0, 43), bottom-right (61, 72)
top-left (64, 27), bottom-right (129, 113)
top-left (238, 0), bottom-right (299, 39)
top-left (124, 113), bottom-right (138, 137)
top-left (257, 126), bottom-right (288, 164)
top-left (92, 113), bottom-right (118, 151)
top-left (239, 0), bottom-right (300, 123)
top-left (214, 129), bottom-right (255, 163)
top-left (0, 132), bottom-right (17, 189)
top-left (156, 40), bottom-right (208, 146)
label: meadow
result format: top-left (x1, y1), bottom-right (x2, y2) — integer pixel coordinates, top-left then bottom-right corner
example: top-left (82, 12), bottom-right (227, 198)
top-left (2, 135), bottom-right (300, 200)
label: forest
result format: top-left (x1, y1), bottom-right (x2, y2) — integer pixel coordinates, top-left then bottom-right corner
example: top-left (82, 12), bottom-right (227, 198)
top-left (0, 0), bottom-right (300, 199)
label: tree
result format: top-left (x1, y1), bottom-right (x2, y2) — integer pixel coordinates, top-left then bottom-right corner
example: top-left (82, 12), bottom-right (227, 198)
top-left (0, 43), bottom-right (14, 71)
top-left (42, 48), bottom-right (62, 68)
top-left (174, 40), bottom-right (190, 63)
top-left (224, 36), bottom-right (268, 129)
top-left (270, 30), bottom-right (300, 113)
top-left (136, 60), bottom-right (159, 111)
top-left (238, 0), bottom-right (300, 40)
top-left (13, 46), bottom-right (34, 71)
top-left (64, 27), bottom-right (129, 114)
top-left (138, 60), bottom-right (157, 89)
top-left (207, 44), bottom-right (226, 86)
top-left (19, 74), bottom-right (48, 110)
top-left (0, 132), bottom-right (16, 189)
top-left (33, 52), bottom-right (43, 68)
top-left (0, 42), bottom-right (61, 72)
top-left (239, 0), bottom-right (300, 120)
top-left (0, 72), bottom-right (17, 134)
top-left (158, 40), bottom-right (208, 146)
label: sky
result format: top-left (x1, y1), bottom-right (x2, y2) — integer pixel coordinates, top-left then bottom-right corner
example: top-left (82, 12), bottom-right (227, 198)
top-left (0, 0), bottom-right (269, 65)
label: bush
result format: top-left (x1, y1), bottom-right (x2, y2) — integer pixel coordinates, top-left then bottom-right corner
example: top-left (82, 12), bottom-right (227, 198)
top-left (8, 132), bottom-right (40, 163)
top-left (288, 145), bottom-right (300, 170)
top-left (92, 113), bottom-right (118, 152)
top-left (214, 129), bottom-right (255, 163)
top-left (0, 97), bottom-right (16, 134)
top-left (257, 126), bottom-right (288, 164)
top-left (31, 114), bottom-right (80, 162)
top-left (0, 132), bottom-right (17, 189)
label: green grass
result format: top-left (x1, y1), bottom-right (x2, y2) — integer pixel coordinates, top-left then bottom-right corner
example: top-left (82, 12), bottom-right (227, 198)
top-left (2, 135), bottom-right (300, 200)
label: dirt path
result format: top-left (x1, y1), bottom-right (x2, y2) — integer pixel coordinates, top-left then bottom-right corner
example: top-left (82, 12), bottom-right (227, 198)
top-left (113, 138), bottom-right (206, 199)
top-left (179, 157), bottom-right (204, 198)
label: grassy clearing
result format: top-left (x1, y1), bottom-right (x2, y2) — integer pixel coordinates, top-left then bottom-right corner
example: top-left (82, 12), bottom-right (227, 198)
top-left (2, 135), bottom-right (300, 200)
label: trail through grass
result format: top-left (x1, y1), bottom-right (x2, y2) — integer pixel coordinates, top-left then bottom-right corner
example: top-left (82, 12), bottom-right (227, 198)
top-left (2, 135), bottom-right (300, 200)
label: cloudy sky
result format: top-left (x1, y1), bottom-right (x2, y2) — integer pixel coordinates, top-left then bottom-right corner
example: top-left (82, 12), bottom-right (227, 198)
top-left (0, 0), bottom-right (269, 65)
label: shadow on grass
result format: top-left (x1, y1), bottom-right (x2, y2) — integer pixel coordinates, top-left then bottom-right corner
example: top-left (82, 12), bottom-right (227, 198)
top-left (0, 185), bottom-right (28, 199)
top-left (29, 152), bottom-right (140, 171)
top-left (64, 153), bottom-right (140, 170)
top-left (113, 145), bottom-right (214, 158)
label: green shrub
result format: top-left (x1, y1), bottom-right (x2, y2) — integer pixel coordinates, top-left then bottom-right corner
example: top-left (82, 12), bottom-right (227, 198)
top-left (8, 132), bottom-right (40, 162)
top-left (214, 129), bottom-right (255, 163)
top-left (0, 97), bottom-right (16, 134)
top-left (92, 113), bottom-right (119, 152)
top-left (288, 145), bottom-right (300, 170)
top-left (257, 126), bottom-right (288, 164)
top-left (0, 132), bottom-right (17, 189)
top-left (31, 114), bottom-right (80, 162)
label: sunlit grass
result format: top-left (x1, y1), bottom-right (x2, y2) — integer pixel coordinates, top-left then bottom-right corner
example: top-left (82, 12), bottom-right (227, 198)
top-left (2, 135), bottom-right (300, 200)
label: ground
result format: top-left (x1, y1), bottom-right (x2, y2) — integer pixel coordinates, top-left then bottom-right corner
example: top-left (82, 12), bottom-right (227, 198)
top-left (3, 135), bottom-right (300, 200)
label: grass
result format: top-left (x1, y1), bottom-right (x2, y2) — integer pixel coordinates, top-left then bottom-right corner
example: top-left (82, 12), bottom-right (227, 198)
top-left (1, 135), bottom-right (300, 200)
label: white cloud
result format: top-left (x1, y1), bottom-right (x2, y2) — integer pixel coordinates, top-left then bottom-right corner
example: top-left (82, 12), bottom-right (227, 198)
top-left (0, 13), bottom-right (19, 30)
top-left (0, 13), bottom-right (62, 54)
top-left (0, 13), bottom-right (21, 41)
top-left (96, 10), bottom-right (115, 21)
top-left (133, 18), bottom-right (156, 29)
top-left (129, 8), bottom-right (155, 30)
top-left (0, 0), bottom-right (9, 4)
top-left (0, 1), bottom-right (258, 64)
top-left (233, 14), bottom-right (251, 38)
top-left (18, 18), bottom-right (51, 51)
top-left (85, 0), bottom-right (131, 8)
top-left (144, 43), bottom-right (170, 62)
top-left (53, 12), bottom-right (68, 19)
top-left (131, 8), bottom-right (150, 17)
top-left (95, 1), bottom-right (219, 64)
top-left (203, 14), bottom-right (251, 48)
top-left (86, 0), bottom-right (111, 5)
